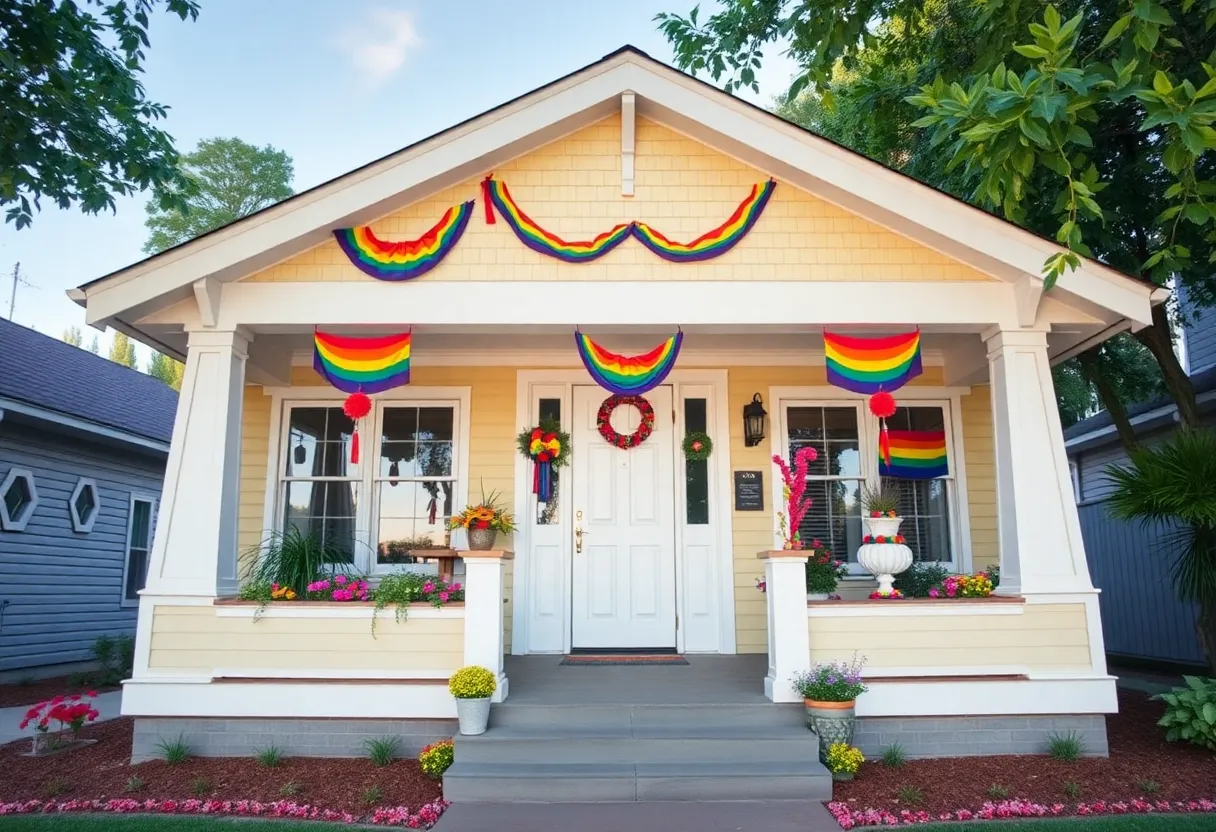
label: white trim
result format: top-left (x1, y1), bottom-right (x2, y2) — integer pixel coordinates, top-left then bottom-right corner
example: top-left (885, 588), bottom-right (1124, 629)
top-left (68, 477), bottom-right (100, 533)
top-left (121, 679), bottom-right (457, 720)
top-left (210, 667), bottom-right (456, 680)
top-left (620, 92), bottom-right (636, 196)
top-left (857, 664), bottom-right (1033, 677)
top-left (808, 602), bottom-right (1023, 618)
top-left (855, 676), bottom-right (1117, 717)
top-left (120, 493), bottom-right (158, 608)
top-left (0, 467), bottom-right (38, 532)
top-left (214, 604), bottom-right (464, 619)
top-left (0, 395), bottom-right (170, 454)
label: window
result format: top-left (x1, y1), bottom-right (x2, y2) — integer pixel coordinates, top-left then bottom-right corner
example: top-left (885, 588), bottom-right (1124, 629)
top-left (881, 406), bottom-right (953, 564)
top-left (0, 468), bottom-right (38, 532)
top-left (684, 398), bottom-right (710, 525)
top-left (123, 496), bottom-right (156, 603)
top-left (69, 478), bottom-right (100, 533)
top-left (785, 406), bottom-right (864, 563)
top-left (1069, 459), bottom-right (1081, 503)
top-left (375, 406), bottom-right (456, 567)
top-left (282, 406), bottom-right (358, 563)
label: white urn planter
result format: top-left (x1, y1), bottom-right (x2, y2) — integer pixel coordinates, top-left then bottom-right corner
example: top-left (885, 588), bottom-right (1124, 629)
top-left (857, 516), bottom-right (913, 594)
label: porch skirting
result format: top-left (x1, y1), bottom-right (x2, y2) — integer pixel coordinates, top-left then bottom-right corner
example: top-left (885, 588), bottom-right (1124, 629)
top-left (852, 714), bottom-right (1109, 759)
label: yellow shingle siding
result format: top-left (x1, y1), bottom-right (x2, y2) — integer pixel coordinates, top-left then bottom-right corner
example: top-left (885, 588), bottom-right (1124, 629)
top-left (961, 385), bottom-right (998, 569)
top-left (244, 116), bottom-right (994, 284)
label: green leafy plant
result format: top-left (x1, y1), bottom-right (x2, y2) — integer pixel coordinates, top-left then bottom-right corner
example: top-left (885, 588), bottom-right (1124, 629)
top-left (364, 736), bottom-right (401, 767)
top-left (988, 784), bottom-right (1010, 799)
top-left (449, 666), bottom-right (497, 699)
top-left (369, 572), bottom-right (463, 637)
top-left (243, 527), bottom-right (352, 599)
top-left (805, 544), bottom-right (849, 595)
top-left (255, 744), bottom-right (284, 768)
top-left (360, 785), bottom-right (384, 806)
top-left (897, 785), bottom-right (925, 806)
top-left (791, 655), bottom-right (867, 702)
top-left (124, 776), bottom-right (145, 794)
top-left (1046, 731), bottom-right (1083, 761)
top-left (419, 739), bottom-right (455, 780)
top-left (90, 634), bottom-right (135, 687)
top-left (1063, 781), bottom-right (1083, 799)
top-left (880, 743), bottom-right (907, 768)
top-left (1139, 779), bottom-right (1161, 795)
top-left (861, 481), bottom-right (901, 515)
top-left (42, 778), bottom-right (70, 798)
top-left (1156, 676), bottom-right (1216, 749)
top-left (894, 563), bottom-right (951, 598)
top-left (279, 781), bottom-right (303, 797)
top-left (190, 777), bottom-right (211, 797)
top-left (155, 734), bottom-right (191, 765)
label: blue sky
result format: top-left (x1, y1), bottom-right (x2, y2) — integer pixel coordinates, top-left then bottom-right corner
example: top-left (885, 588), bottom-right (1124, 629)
top-left (0, 0), bottom-right (798, 360)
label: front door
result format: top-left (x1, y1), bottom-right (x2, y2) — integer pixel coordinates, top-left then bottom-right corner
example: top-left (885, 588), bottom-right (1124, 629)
top-left (570, 385), bottom-right (677, 649)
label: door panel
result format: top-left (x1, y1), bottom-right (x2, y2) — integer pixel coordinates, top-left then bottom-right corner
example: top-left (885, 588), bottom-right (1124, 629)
top-left (571, 385), bottom-right (677, 649)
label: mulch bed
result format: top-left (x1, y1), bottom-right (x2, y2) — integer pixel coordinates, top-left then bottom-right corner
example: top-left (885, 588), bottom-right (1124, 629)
top-left (833, 689), bottom-right (1216, 815)
top-left (0, 677), bottom-right (120, 709)
top-left (0, 719), bottom-right (442, 815)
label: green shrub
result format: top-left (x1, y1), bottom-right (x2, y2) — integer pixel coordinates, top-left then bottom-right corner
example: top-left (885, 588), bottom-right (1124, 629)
top-left (896, 785), bottom-right (924, 806)
top-left (360, 785), bottom-right (383, 806)
top-left (190, 777), bottom-right (210, 797)
top-left (89, 634), bottom-right (135, 686)
top-left (156, 734), bottom-right (191, 765)
top-left (1046, 731), bottom-right (1083, 761)
top-left (255, 744), bottom-right (284, 768)
top-left (1138, 779), bottom-right (1161, 794)
top-left (1156, 676), bottom-right (1216, 749)
top-left (124, 776), bottom-right (145, 793)
top-left (364, 736), bottom-right (401, 767)
top-left (880, 743), bottom-right (906, 768)
top-left (42, 778), bottom-right (70, 798)
top-left (1063, 781), bottom-right (1083, 799)
top-left (893, 562), bottom-right (950, 598)
top-left (279, 781), bottom-right (303, 797)
top-left (987, 784), bottom-right (1009, 799)
top-left (243, 527), bottom-right (351, 598)
top-left (419, 739), bottom-right (455, 779)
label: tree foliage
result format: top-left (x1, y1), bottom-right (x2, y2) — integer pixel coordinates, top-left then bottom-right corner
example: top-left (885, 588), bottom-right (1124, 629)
top-left (61, 326), bottom-right (82, 347)
top-left (0, 0), bottom-right (200, 229)
top-left (108, 330), bottom-right (136, 368)
top-left (143, 137), bottom-right (295, 254)
top-left (147, 350), bottom-right (183, 390)
top-left (87, 335), bottom-right (99, 355)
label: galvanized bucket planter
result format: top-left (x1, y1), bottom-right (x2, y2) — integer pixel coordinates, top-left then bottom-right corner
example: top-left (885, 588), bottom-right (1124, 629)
top-left (456, 696), bottom-right (492, 735)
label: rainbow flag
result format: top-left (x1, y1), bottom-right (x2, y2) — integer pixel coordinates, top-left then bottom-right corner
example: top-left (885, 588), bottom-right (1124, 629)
top-left (333, 201), bottom-right (473, 281)
top-left (632, 180), bottom-right (775, 262)
top-left (483, 178), bottom-right (631, 262)
top-left (313, 331), bottom-right (411, 394)
top-left (575, 331), bottom-right (682, 395)
top-left (823, 330), bottom-right (922, 394)
top-left (880, 430), bottom-right (948, 479)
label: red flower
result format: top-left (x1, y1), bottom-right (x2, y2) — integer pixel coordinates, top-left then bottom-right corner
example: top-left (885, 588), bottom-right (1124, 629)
top-left (475, 520), bottom-right (490, 529)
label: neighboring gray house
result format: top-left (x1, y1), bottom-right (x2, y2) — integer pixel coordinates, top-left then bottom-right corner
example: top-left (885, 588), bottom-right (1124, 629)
top-left (1064, 285), bottom-right (1216, 670)
top-left (0, 319), bottom-right (177, 676)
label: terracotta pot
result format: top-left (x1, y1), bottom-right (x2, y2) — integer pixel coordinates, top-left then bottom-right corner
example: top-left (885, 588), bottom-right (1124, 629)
top-left (467, 527), bottom-right (497, 551)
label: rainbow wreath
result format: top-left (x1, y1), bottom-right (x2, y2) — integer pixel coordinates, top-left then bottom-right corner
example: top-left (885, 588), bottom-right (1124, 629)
top-left (682, 431), bottom-right (713, 461)
top-left (516, 419), bottom-right (571, 503)
top-left (598, 395), bottom-right (655, 450)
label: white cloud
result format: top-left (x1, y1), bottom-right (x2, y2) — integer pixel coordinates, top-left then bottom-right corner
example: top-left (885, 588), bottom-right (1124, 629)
top-left (337, 7), bottom-right (421, 82)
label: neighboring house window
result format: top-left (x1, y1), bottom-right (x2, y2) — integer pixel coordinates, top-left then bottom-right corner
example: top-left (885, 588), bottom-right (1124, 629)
top-left (0, 468), bottom-right (38, 532)
top-left (123, 495), bottom-right (156, 603)
top-left (69, 478), bottom-right (100, 533)
top-left (1069, 458), bottom-right (1081, 503)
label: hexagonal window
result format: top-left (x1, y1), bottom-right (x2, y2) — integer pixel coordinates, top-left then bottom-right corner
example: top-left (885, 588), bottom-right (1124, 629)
top-left (70, 478), bottom-right (100, 533)
top-left (0, 468), bottom-right (38, 532)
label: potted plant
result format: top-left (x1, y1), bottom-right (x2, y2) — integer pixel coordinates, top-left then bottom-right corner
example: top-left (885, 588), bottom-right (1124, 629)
top-left (792, 654), bottom-right (867, 760)
top-left (805, 541), bottom-right (848, 601)
top-left (824, 742), bottom-right (865, 782)
top-left (449, 665), bottom-right (497, 735)
top-left (449, 490), bottom-right (516, 551)
top-left (860, 481), bottom-right (902, 537)
top-left (858, 482), bottom-right (912, 596)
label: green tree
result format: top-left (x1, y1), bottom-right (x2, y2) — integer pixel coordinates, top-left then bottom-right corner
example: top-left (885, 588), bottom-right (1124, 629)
top-left (87, 335), bottom-right (100, 355)
top-left (147, 350), bottom-right (184, 390)
top-left (61, 326), bottom-right (82, 347)
top-left (658, 0), bottom-right (1213, 446)
top-left (0, 0), bottom-right (200, 229)
top-left (143, 137), bottom-right (295, 254)
top-left (109, 330), bottom-right (137, 368)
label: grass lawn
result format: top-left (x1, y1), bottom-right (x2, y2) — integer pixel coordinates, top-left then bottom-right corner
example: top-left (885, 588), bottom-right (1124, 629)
top-left (0, 817), bottom-right (348, 831)
top-left (920, 816), bottom-right (1216, 830)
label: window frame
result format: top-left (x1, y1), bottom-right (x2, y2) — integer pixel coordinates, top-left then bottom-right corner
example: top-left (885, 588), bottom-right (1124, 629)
top-left (121, 493), bottom-right (158, 607)
top-left (0, 467), bottom-right (38, 532)
top-left (772, 387), bottom-right (970, 577)
top-left (69, 477), bottom-right (101, 533)
top-left (264, 387), bottom-right (472, 578)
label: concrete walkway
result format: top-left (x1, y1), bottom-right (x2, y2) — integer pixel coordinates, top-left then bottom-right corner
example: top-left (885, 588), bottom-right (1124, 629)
top-left (434, 800), bottom-right (840, 832)
top-left (0, 690), bottom-right (123, 745)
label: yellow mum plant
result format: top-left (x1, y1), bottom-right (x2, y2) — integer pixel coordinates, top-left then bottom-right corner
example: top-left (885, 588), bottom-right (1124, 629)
top-left (449, 665), bottom-right (497, 699)
top-left (824, 742), bottom-right (865, 775)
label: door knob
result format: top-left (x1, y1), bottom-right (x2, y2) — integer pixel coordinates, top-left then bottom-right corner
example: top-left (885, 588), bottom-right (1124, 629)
top-left (575, 525), bottom-right (588, 553)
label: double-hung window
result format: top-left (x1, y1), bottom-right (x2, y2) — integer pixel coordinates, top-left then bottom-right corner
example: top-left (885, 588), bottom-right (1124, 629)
top-left (784, 405), bottom-right (865, 564)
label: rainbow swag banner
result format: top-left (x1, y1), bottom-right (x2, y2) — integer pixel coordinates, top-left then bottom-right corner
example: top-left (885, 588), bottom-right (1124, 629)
top-left (483, 178), bottom-right (631, 262)
top-left (575, 331), bottom-right (683, 396)
top-left (333, 201), bottom-right (474, 281)
top-left (879, 430), bottom-right (949, 480)
top-left (823, 330), bottom-right (923, 394)
top-left (313, 331), bottom-right (412, 394)
top-left (631, 179), bottom-right (776, 262)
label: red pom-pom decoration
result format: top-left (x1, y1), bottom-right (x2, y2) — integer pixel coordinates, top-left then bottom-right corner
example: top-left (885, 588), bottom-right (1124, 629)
top-left (869, 391), bottom-right (897, 419)
top-left (343, 392), bottom-right (372, 421)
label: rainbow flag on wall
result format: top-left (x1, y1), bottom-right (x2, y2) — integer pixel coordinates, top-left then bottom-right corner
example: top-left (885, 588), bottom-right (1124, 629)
top-left (879, 430), bottom-right (948, 479)
top-left (823, 330), bottom-right (923, 394)
top-left (313, 331), bottom-right (411, 394)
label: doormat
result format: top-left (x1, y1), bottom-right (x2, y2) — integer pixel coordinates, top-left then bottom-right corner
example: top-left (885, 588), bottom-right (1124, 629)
top-left (559, 654), bottom-right (689, 666)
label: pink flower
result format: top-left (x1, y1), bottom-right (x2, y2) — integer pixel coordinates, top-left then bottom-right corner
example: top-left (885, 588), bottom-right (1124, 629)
top-left (423, 582), bottom-right (435, 594)
top-left (334, 575), bottom-right (348, 584)
top-left (929, 588), bottom-right (940, 598)
top-left (450, 583), bottom-right (462, 592)
top-left (85, 690), bottom-right (98, 698)
top-left (439, 591), bottom-right (450, 602)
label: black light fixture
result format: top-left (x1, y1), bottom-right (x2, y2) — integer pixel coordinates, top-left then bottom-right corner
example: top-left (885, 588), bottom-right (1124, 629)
top-left (293, 442), bottom-right (307, 465)
top-left (743, 393), bottom-right (767, 447)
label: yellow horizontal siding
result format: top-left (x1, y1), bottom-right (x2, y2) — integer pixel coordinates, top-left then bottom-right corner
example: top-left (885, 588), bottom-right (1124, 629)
top-left (809, 603), bottom-right (1091, 672)
top-left (243, 116), bottom-right (993, 285)
top-left (148, 606), bottom-right (464, 674)
top-left (962, 385), bottom-right (998, 570)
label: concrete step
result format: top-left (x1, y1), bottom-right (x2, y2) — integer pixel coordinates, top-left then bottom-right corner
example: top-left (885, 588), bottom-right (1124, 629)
top-left (488, 702), bottom-right (807, 731)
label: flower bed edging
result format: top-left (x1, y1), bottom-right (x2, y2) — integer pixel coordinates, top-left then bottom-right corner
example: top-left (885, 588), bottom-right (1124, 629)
top-left (827, 797), bottom-right (1216, 828)
top-left (0, 797), bottom-right (449, 828)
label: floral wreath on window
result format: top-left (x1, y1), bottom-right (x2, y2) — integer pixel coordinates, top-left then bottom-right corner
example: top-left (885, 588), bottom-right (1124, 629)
top-left (597, 395), bottom-right (655, 449)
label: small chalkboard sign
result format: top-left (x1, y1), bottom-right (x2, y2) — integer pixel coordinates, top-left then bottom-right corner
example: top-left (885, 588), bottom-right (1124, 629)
top-left (734, 471), bottom-right (764, 511)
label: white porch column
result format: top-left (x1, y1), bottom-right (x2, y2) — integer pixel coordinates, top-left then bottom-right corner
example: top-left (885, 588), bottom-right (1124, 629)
top-left (759, 550), bottom-right (811, 703)
top-left (985, 329), bottom-right (1094, 596)
top-left (462, 549), bottom-right (511, 702)
top-left (144, 328), bottom-right (249, 598)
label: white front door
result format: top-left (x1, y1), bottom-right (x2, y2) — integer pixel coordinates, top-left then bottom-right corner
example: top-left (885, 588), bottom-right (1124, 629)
top-left (570, 385), bottom-right (677, 649)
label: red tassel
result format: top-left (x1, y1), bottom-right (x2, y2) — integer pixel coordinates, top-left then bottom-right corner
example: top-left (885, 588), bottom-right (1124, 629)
top-left (879, 420), bottom-right (891, 467)
top-left (351, 428), bottom-right (360, 464)
top-left (482, 175), bottom-right (495, 224)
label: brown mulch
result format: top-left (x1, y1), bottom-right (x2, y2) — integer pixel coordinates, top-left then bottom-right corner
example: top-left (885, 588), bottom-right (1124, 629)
top-left (0, 676), bottom-right (120, 709)
top-left (833, 689), bottom-right (1216, 813)
top-left (0, 718), bottom-right (442, 813)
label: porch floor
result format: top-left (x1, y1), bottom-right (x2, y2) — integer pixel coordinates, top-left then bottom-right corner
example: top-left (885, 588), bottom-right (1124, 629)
top-left (504, 654), bottom-right (770, 705)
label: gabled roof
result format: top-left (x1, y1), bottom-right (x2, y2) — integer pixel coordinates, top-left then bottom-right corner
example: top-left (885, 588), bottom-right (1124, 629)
top-left (72, 45), bottom-right (1164, 337)
top-left (0, 318), bottom-right (177, 445)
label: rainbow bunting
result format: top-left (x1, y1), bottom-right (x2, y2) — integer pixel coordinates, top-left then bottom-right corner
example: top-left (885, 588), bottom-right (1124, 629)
top-left (483, 178), bottom-right (631, 262)
top-left (313, 331), bottom-right (412, 394)
top-left (823, 331), bottom-right (923, 395)
top-left (631, 180), bottom-right (776, 262)
top-left (880, 430), bottom-right (949, 480)
top-left (575, 331), bottom-right (683, 395)
top-left (333, 201), bottom-right (473, 281)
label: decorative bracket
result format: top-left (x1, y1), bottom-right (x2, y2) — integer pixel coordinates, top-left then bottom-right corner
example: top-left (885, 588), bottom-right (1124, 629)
top-left (621, 92), bottom-right (636, 197)
top-left (192, 277), bottom-right (221, 328)
top-left (1014, 274), bottom-right (1045, 328)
